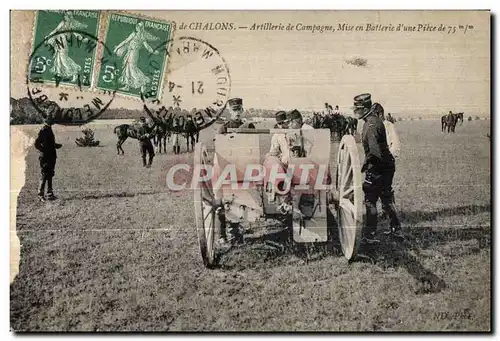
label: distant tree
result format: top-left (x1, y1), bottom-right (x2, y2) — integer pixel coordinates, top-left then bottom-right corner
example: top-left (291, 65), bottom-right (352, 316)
top-left (418, 117), bottom-right (422, 120)
top-left (398, 117), bottom-right (403, 121)
top-left (468, 116), bottom-right (473, 121)
top-left (475, 116), bottom-right (480, 120)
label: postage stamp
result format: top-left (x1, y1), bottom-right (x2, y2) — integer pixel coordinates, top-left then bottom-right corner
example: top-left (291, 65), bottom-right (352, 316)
top-left (27, 27), bottom-right (119, 125)
top-left (95, 12), bottom-right (173, 100)
top-left (29, 10), bottom-right (101, 89)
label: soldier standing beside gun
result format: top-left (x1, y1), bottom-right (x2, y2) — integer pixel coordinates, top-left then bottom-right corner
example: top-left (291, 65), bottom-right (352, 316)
top-left (35, 115), bottom-right (62, 201)
top-left (219, 98), bottom-right (245, 134)
top-left (352, 94), bottom-right (404, 245)
top-left (137, 116), bottom-right (155, 168)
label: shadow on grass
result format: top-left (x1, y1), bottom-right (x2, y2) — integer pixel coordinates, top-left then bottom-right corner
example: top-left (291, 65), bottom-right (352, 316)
top-left (217, 205), bottom-right (491, 295)
top-left (399, 204), bottom-right (491, 226)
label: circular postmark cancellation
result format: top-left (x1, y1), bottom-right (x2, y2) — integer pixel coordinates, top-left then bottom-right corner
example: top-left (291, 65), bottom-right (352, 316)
top-left (140, 36), bottom-right (231, 132)
top-left (26, 29), bottom-right (119, 125)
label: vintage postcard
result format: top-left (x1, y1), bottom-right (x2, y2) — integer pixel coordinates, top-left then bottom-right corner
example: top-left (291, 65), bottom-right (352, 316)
top-left (10, 10), bottom-right (491, 332)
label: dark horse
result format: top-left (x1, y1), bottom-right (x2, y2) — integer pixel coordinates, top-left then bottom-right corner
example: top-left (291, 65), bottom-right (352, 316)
top-left (346, 116), bottom-right (358, 135)
top-left (114, 122), bottom-right (156, 155)
top-left (151, 115), bottom-right (169, 153)
top-left (184, 117), bottom-right (199, 152)
top-left (320, 114), bottom-right (349, 141)
top-left (441, 112), bottom-right (464, 133)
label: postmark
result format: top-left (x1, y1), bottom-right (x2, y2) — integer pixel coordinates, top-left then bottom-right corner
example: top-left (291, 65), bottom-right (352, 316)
top-left (141, 36), bottom-right (232, 132)
top-left (27, 27), bottom-right (119, 125)
top-left (29, 10), bottom-right (101, 88)
top-left (95, 12), bottom-right (173, 100)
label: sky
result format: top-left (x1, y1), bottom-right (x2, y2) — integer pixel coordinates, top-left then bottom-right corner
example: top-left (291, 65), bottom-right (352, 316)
top-left (11, 10), bottom-right (490, 117)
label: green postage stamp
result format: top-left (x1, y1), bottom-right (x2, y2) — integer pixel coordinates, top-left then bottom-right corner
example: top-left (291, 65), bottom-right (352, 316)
top-left (96, 12), bottom-right (173, 100)
top-left (29, 10), bottom-right (101, 88)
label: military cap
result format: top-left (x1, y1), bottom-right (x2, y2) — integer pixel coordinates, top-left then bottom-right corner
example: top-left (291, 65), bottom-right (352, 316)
top-left (352, 93), bottom-right (372, 110)
top-left (275, 111), bottom-right (288, 123)
top-left (139, 116), bottom-right (146, 122)
top-left (287, 109), bottom-right (302, 121)
top-left (227, 98), bottom-right (243, 111)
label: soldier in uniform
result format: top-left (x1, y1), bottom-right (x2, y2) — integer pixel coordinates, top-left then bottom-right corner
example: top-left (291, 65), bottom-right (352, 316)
top-left (218, 98), bottom-right (245, 134)
top-left (372, 103), bottom-right (401, 159)
top-left (266, 111), bottom-right (291, 165)
top-left (35, 114), bottom-right (62, 201)
top-left (287, 109), bottom-right (314, 130)
top-left (137, 116), bottom-right (155, 168)
top-left (171, 116), bottom-right (182, 154)
top-left (352, 94), bottom-right (403, 244)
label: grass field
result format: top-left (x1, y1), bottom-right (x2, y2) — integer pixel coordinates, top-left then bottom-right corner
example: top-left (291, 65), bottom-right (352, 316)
top-left (10, 119), bottom-right (491, 332)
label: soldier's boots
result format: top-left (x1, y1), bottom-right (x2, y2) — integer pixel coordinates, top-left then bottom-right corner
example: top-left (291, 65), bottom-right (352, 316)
top-left (47, 192), bottom-right (57, 201)
top-left (381, 196), bottom-right (405, 241)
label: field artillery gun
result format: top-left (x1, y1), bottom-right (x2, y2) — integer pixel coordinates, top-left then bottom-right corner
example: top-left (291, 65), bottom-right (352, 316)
top-left (193, 128), bottom-right (364, 268)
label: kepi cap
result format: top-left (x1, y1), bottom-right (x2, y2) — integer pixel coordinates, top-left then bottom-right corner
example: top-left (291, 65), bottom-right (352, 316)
top-left (275, 111), bottom-right (288, 123)
top-left (287, 109), bottom-right (302, 121)
top-left (227, 98), bottom-right (243, 112)
top-left (351, 93), bottom-right (372, 110)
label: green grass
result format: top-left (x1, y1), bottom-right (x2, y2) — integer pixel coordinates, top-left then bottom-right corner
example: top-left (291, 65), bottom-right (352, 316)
top-left (10, 120), bottom-right (491, 331)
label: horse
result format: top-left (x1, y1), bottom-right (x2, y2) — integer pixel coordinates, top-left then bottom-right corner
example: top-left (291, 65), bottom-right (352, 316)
top-left (441, 112), bottom-right (463, 133)
top-left (114, 122), bottom-right (156, 155)
top-left (322, 114), bottom-right (349, 141)
top-left (183, 117), bottom-right (199, 152)
top-left (345, 117), bottom-right (358, 135)
top-left (151, 115), bottom-right (168, 153)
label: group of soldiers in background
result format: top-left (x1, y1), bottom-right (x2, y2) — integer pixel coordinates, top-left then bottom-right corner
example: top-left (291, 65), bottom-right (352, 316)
top-left (35, 94), bottom-right (404, 249)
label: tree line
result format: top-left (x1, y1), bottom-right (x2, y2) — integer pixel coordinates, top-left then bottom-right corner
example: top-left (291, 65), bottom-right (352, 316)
top-left (9, 97), bottom-right (487, 124)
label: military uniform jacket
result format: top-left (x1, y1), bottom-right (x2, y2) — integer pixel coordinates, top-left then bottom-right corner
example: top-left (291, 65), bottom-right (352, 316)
top-left (137, 124), bottom-right (153, 142)
top-left (35, 124), bottom-right (57, 159)
top-left (361, 114), bottom-right (394, 171)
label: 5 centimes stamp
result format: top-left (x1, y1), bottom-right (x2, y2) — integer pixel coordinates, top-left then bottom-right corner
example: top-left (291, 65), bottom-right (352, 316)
top-left (27, 26), bottom-right (119, 125)
top-left (29, 10), bottom-right (101, 88)
top-left (142, 36), bottom-right (231, 132)
top-left (96, 12), bottom-right (173, 100)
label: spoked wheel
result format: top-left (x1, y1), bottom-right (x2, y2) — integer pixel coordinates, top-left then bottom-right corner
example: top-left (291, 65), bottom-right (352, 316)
top-left (193, 142), bottom-right (223, 268)
top-left (334, 135), bottom-right (363, 260)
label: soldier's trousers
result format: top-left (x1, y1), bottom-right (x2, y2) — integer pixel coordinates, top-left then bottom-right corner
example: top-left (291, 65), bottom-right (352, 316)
top-left (362, 166), bottom-right (401, 237)
top-left (38, 156), bottom-right (56, 194)
top-left (140, 140), bottom-right (155, 166)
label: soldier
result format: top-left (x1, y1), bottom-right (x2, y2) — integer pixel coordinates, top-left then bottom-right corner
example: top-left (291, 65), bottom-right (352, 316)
top-left (219, 98), bottom-right (245, 134)
top-left (372, 103), bottom-right (401, 159)
top-left (352, 94), bottom-right (403, 244)
top-left (171, 116), bottom-right (182, 154)
top-left (333, 105), bottom-right (341, 116)
top-left (266, 111), bottom-right (291, 165)
top-left (35, 114), bottom-right (62, 201)
top-left (287, 109), bottom-right (314, 130)
top-left (386, 112), bottom-right (396, 124)
top-left (137, 116), bottom-right (155, 168)
top-left (324, 102), bottom-right (331, 116)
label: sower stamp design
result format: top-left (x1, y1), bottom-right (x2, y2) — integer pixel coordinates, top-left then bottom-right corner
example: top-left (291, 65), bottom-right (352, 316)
top-left (142, 37), bottom-right (231, 132)
top-left (29, 10), bottom-right (101, 88)
top-left (96, 12), bottom-right (173, 99)
top-left (27, 29), bottom-right (119, 125)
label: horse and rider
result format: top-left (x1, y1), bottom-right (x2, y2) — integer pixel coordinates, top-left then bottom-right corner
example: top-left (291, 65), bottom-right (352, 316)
top-left (313, 103), bottom-right (357, 140)
top-left (441, 110), bottom-right (464, 133)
